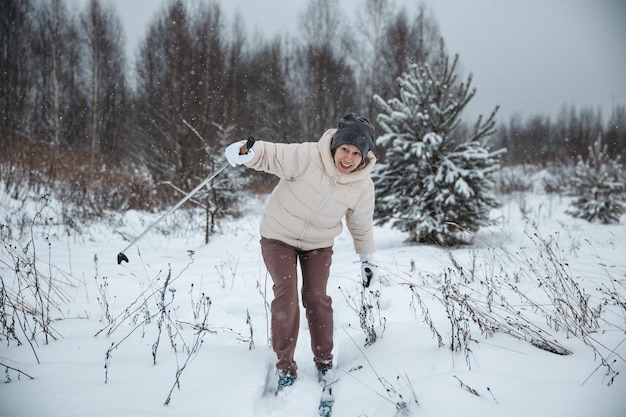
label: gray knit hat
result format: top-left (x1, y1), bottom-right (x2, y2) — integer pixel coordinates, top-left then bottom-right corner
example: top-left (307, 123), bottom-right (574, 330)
top-left (331, 113), bottom-right (375, 163)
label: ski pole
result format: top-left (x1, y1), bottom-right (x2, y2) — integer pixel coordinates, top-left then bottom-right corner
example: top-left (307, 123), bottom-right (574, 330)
top-left (117, 136), bottom-right (255, 264)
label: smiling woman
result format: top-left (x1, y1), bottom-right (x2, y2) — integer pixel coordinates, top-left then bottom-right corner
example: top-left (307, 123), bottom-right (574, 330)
top-left (223, 113), bottom-right (379, 394)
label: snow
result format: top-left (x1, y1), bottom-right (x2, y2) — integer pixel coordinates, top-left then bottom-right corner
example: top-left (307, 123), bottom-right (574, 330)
top-left (1, 190), bottom-right (626, 417)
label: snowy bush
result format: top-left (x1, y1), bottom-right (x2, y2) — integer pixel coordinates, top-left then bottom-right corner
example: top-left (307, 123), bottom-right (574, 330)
top-left (566, 134), bottom-right (626, 223)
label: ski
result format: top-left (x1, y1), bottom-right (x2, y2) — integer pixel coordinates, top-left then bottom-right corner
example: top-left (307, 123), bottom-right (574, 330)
top-left (317, 362), bottom-right (362, 415)
top-left (318, 381), bottom-right (335, 417)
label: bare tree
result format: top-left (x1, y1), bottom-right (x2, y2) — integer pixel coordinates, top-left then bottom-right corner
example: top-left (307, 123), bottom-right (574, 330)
top-left (605, 104), bottom-right (626, 157)
top-left (350, 0), bottom-right (394, 116)
top-left (28, 0), bottom-right (89, 147)
top-left (379, 4), bottom-right (441, 103)
top-left (133, 0), bottom-right (197, 183)
top-left (290, 0), bottom-right (359, 138)
top-left (32, 0), bottom-right (66, 146)
top-left (246, 38), bottom-right (299, 142)
top-left (0, 0), bottom-right (33, 140)
top-left (132, 1), bottom-right (237, 189)
top-left (222, 14), bottom-right (246, 130)
top-left (81, 0), bottom-right (128, 156)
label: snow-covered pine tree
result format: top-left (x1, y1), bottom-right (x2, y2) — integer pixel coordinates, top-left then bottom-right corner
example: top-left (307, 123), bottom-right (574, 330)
top-left (566, 134), bottom-right (626, 224)
top-left (372, 41), bottom-right (504, 246)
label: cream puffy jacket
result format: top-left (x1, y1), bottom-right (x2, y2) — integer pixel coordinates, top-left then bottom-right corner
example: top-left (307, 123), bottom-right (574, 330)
top-left (245, 129), bottom-right (376, 253)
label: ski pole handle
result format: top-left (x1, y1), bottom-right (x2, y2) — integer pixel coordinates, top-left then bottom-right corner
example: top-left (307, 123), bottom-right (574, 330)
top-left (240, 136), bottom-right (255, 154)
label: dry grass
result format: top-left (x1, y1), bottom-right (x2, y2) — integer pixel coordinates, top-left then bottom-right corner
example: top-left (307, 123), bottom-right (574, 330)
top-left (0, 137), bottom-right (177, 224)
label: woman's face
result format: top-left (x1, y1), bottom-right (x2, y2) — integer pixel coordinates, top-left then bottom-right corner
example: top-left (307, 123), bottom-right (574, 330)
top-left (333, 144), bottom-right (362, 174)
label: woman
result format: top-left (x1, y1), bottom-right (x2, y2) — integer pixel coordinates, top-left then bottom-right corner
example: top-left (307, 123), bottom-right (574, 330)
top-left (224, 113), bottom-right (379, 390)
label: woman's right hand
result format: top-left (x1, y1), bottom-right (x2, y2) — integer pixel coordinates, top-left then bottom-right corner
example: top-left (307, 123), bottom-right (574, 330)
top-left (225, 140), bottom-right (255, 167)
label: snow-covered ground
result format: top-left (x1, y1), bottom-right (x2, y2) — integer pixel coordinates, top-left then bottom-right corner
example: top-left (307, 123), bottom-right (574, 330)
top-left (1, 190), bottom-right (625, 416)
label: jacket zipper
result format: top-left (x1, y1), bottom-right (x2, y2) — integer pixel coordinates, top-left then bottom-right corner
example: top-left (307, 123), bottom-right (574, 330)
top-left (297, 175), bottom-right (338, 243)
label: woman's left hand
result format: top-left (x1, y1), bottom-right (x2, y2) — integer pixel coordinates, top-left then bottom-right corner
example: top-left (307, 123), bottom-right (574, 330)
top-left (360, 254), bottom-right (379, 287)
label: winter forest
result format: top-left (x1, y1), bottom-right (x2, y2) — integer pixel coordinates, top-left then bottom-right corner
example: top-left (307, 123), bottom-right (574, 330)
top-left (2, 0), bottom-right (626, 416)
top-left (2, 0), bottom-right (625, 215)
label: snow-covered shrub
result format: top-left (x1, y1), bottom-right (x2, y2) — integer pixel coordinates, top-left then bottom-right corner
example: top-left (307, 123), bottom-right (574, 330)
top-left (566, 134), bottom-right (626, 224)
top-left (493, 165), bottom-right (535, 194)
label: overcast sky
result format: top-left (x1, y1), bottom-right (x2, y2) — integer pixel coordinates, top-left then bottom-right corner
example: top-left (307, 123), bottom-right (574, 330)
top-left (107, 0), bottom-right (626, 123)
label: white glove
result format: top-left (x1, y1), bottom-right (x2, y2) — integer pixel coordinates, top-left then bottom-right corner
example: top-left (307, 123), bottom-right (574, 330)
top-left (225, 141), bottom-right (255, 167)
top-left (360, 253), bottom-right (379, 287)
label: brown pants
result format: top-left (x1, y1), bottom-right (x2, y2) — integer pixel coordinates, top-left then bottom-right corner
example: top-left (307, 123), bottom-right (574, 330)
top-left (260, 238), bottom-right (334, 377)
